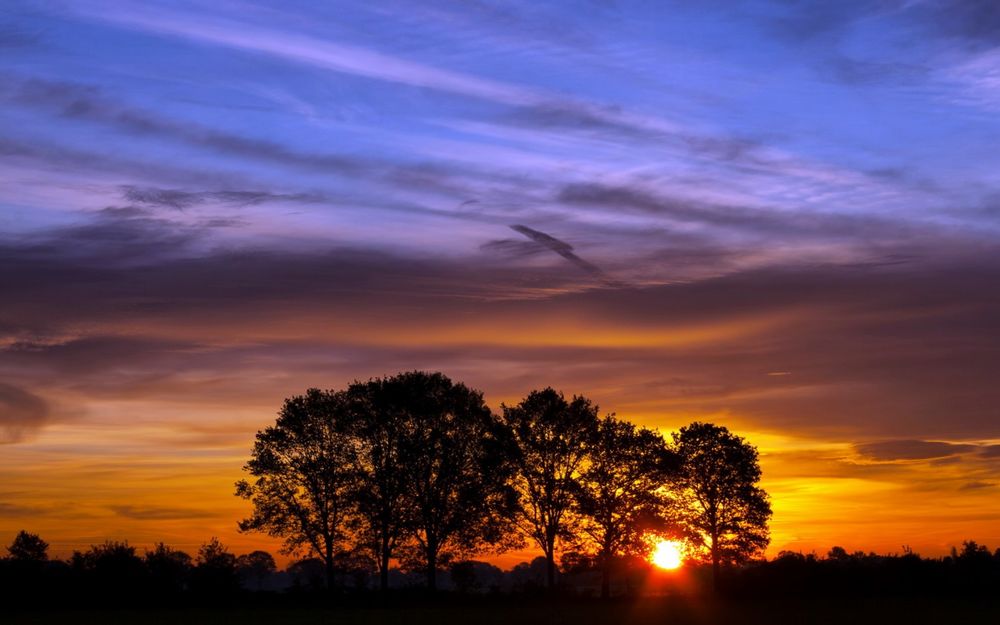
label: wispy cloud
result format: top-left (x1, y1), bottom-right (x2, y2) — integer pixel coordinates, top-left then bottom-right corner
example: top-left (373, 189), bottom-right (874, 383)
top-left (506, 224), bottom-right (608, 278)
top-left (75, 3), bottom-right (547, 107)
top-left (0, 383), bottom-right (49, 444)
top-left (120, 186), bottom-right (324, 209)
top-left (2, 77), bottom-right (366, 174)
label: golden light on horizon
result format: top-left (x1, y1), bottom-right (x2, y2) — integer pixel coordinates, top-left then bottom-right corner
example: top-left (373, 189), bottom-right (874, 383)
top-left (651, 539), bottom-right (684, 570)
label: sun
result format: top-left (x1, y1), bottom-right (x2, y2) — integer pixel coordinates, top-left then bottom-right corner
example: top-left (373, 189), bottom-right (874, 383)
top-left (651, 539), bottom-right (684, 570)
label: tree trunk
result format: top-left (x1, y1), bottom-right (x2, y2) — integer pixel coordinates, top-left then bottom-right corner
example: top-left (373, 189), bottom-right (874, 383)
top-left (325, 540), bottom-right (336, 594)
top-left (426, 539), bottom-right (438, 591)
top-left (711, 531), bottom-right (721, 592)
top-left (600, 558), bottom-right (610, 599)
top-left (545, 547), bottom-right (556, 590)
top-left (544, 524), bottom-right (559, 590)
top-left (380, 553), bottom-right (390, 592)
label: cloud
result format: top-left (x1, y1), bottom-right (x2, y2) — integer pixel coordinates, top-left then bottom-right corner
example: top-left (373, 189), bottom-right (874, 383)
top-left (0, 22), bottom-right (41, 48)
top-left (504, 102), bottom-right (649, 138)
top-left (854, 440), bottom-right (979, 462)
top-left (0, 383), bottom-right (49, 444)
top-left (78, 4), bottom-right (546, 106)
top-left (5, 205), bottom-right (204, 266)
top-left (109, 505), bottom-right (216, 520)
top-left (919, 0), bottom-right (1000, 47)
top-left (0, 502), bottom-right (46, 517)
top-left (1, 77), bottom-right (366, 174)
top-left (507, 224), bottom-right (609, 279)
top-left (824, 57), bottom-right (928, 86)
top-left (763, 0), bottom-right (879, 44)
top-left (3, 204), bottom-right (1000, 441)
top-left (121, 186), bottom-right (324, 210)
top-left (979, 445), bottom-right (1000, 458)
top-left (556, 182), bottom-right (931, 242)
top-left (959, 481), bottom-right (994, 491)
top-left (501, 101), bottom-right (769, 166)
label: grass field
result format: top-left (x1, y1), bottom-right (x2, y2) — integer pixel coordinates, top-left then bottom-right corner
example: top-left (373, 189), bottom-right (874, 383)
top-left (8, 596), bottom-right (1000, 625)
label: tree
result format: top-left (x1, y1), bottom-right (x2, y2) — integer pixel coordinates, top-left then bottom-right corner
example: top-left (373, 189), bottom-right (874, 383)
top-left (669, 422), bottom-right (771, 590)
top-left (191, 537), bottom-right (239, 593)
top-left (449, 560), bottom-right (503, 593)
top-left (6, 530), bottom-right (48, 562)
top-left (287, 557), bottom-right (327, 591)
top-left (145, 543), bottom-right (192, 593)
top-left (343, 376), bottom-right (418, 592)
top-left (236, 388), bottom-right (358, 589)
top-left (383, 371), bottom-right (519, 590)
top-left (71, 541), bottom-right (147, 594)
top-left (575, 416), bottom-right (677, 597)
top-left (236, 550), bottom-right (276, 591)
top-left (501, 388), bottom-right (599, 589)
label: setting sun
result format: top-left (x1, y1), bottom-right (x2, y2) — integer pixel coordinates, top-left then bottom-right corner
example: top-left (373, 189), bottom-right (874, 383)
top-left (651, 540), bottom-right (685, 570)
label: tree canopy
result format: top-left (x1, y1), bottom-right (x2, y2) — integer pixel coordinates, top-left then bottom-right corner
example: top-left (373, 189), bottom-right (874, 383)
top-left (669, 421), bottom-right (772, 589)
top-left (6, 530), bottom-right (48, 562)
top-left (500, 387), bottom-right (600, 589)
top-left (374, 372), bottom-right (519, 590)
top-left (233, 372), bottom-right (772, 594)
top-left (575, 415), bottom-right (679, 597)
top-left (236, 388), bottom-right (358, 588)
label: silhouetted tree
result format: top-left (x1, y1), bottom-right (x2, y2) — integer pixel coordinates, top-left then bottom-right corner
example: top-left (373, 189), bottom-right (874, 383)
top-left (236, 550), bottom-right (276, 591)
top-left (450, 560), bottom-right (504, 593)
top-left (72, 541), bottom-right (147, 594)
top-left (287, 557), bottom-right (327, 592)
top-left (501, 388), bottom-right (599, 589)
top-left (827, 545), bottom-right (851, 561)
top-left (2, 530), bottom-right (52, 600)
top-left (575, 416), bottom-right (677, 597)
top-left (236, 388), bottom-right (358, 589)
top-left (6, 530), bottom-right (48, 562)
top-left (343, 375), bottom-right (419, 592)
top-left (145, 543), bottom-right (192, 593)
top-left (331, 549), bottom-right (374, 590)
top-left (191, 537), bottom-right (239, 594)
top-left (669, 422), bottom-right (771, 590)
top-left (386, 372), bottom-right (519, 590)
top-left (507, 555), bottom-right (550, 591)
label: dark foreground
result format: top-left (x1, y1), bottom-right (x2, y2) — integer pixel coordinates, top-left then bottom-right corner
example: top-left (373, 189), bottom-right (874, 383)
top-left (8, 596), bottom-right (1000, 625)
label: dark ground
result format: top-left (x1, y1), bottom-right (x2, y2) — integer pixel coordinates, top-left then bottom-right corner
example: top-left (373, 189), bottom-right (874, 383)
top-left (8, 596), bottom-right (1000, 625)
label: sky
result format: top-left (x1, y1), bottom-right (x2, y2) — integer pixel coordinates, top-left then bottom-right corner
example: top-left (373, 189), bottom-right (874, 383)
top-left (3, 0), bottom-right (1000, 565)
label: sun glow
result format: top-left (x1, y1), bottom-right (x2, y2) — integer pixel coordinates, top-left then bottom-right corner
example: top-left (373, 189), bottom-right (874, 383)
top-left (651, 540), bottom-right (684, 570)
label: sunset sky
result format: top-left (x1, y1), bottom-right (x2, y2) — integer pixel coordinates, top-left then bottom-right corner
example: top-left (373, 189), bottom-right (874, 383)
top-left (3, 1), bottom-right (1000, 565)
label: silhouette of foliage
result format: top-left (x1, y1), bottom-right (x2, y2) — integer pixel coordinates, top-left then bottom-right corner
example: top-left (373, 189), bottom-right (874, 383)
top-left (669, 422), bottom-right (771, 589)
top-left (449, 560), bottom-right (504, 593)
top-left (71, 541), bottom-right (147, 595)
top-left (501, 388), bottom-right (599, 589)
top-left (144, 542), bottom-right (192, 593)
top-left (287, 557), bottom-right (327, 592)
top-left (342, 375), bottom-right (416, 591)
top-left (236, 388), bottom-right (358, 589)
top-left (382, 372), bottom-right (519, 590)
top-left (236, 550), bottom-right (276, 591)
top-left (575, 416), bottom-right (679, 597)
top-left (6, 531), bottom-right (1000, 606)
top-left (191, 537), bottom-right (239, 594)
top-left (6, 530), bottom-right (48, 562)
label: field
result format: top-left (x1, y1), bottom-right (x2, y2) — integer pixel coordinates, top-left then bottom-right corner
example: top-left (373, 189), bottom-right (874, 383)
top-left (8, 596), bottom-right (1000, 625)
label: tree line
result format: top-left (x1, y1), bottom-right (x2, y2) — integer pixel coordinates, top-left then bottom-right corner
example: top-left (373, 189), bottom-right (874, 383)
top-left (234, 371), bottom-right (772, 596)
top-left (0, 531), bottom-right (278, 598)
top-left (6, 529), bottom-right (1000, 604)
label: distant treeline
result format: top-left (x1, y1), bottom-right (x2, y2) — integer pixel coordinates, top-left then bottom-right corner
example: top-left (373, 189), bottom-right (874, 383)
top-left (730, 542), bottom-right (1000, 597)
top-left (3, 532), bottom-right (1000, 604)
